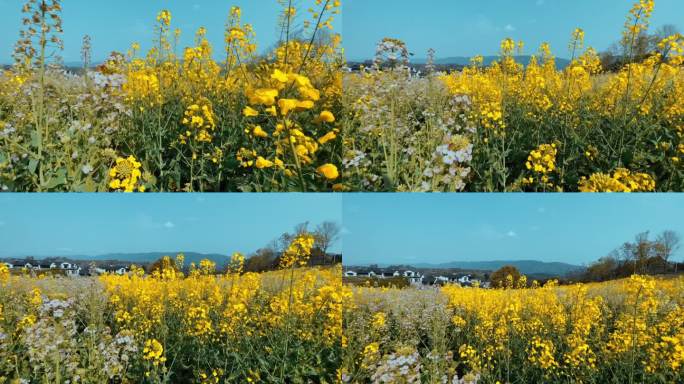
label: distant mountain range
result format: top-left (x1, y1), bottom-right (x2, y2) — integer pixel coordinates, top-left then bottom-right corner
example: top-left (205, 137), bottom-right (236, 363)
top-left (85, 252), bottom-right (231, 265)
top-left (4, 252), bottom-right (230, 266)
top-left (413, 260), bottom-right (584, 276)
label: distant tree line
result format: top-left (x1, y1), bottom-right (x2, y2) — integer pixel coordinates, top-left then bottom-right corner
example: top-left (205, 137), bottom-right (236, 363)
top-left (244, 221), bottom-right (342, 272)
top-left (600, 24), bottom-right (680, 71)
top-left (578, 230), bottom-right (682, 282)
top-left (486, 230), bottom-right (682, 288)
top-left (145, 221), bottom-right (342, 275)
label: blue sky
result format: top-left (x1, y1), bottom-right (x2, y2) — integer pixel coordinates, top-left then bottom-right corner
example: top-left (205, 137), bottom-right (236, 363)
top-left (0, 194), bottom-right (342, 257)
top-left (343, 194), bottom-right (684, 266)
top-left (344, 0), bottom-right (684, 60)
top-left (0, 0), bottom-right (341, 63)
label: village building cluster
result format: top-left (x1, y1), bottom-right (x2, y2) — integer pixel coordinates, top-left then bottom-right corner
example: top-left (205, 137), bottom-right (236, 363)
top-left (2, 259), bottom-right (130, 277)
top-left (343, 267), bottom-right (491, 288)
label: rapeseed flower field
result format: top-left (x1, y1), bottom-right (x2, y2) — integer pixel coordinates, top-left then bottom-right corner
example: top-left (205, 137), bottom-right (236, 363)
top-left (342, 0), bottom-right (684, 192)
top-left (0, 0), bottom-right (343, 192)
top-left (0, 248), bottom-right (344, 382)
top-left (342, 275), bottom-right (684, 383)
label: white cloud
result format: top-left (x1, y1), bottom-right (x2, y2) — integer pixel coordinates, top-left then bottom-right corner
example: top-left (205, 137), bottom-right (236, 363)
top-left (476, 225), bottom-right (519, 240)
top-left (504, 24), bottom-right (517, 32)
top-left (164, 221), bottom-right (175, 229)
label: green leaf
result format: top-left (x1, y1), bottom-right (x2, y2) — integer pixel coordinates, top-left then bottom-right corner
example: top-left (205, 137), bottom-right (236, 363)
top-left (30, 130), bottom-right (40, 148)
top-left (28, 159), bottom-right (38, 174)
top-left (84, 177), bottom-right (97, 192)
top-left (45, 169), bottom-right (67, 190)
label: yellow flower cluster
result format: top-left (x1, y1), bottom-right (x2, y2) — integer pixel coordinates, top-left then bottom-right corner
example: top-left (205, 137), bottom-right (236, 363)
top-left (526, 143), bottom-right (557, 174)
top-left (143, 338), bottom-right (166, 366)
top-left (0, 260), bottom-right (341, 382)
top-left (150, 255), bottom-right (182, 280)
top-left (240, 69), bottom-right (340, 181)
top-left (197, 259), bottom-right (216, 275)
top-left (224, 6), bottom-right (257, 72)
top-left (317, 163), bottom-right (339, 180)
top-left (123, 65), bottom-right (161, 105)
top-left (579, 168), bottom-right (656, 192)
top-left (440, 66), bottom-right (505, 134)
top-left (0, 263), bottom-right (9, 282)
top-left (361, 342), bottom-right (380, 368)
top-left (529, 336), bottom-right (559, 372)
top-left (185, 304), bottom-right (213, 338)
top-left (181, 100), bottom-right (217, 144)
top-left (108, 155), bottom-right (145, 192)
top-left (156, 10), bottom-right (171, 27)
top-left (623, 0), bottom-right (655, 45)
top-left (279, 233), bottom-right (316, 269)
top-left (1, 2), bottom-right (343, 193)
top-left (344, 275), bottom-right (684, 383)
top-left (523, 143), bottom-right (558, 189)
top-left (227, 252), bottom-right (245, 274)
top-left (425, 1), bottom-right (684, 192)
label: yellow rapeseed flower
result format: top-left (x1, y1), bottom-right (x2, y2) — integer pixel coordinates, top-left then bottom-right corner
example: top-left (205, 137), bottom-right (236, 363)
top-left (278, 98), bottom-right (299, 115)
top-left (255, 156), bottom-right (274, 169)
top-left (317, 163), bottom-right (339, 180)
top-left (318, 110), bottom-right (335, 123)
top-left (243, 106), bottom-right (259, 117)
top-left (248, 88), bottom-right (279, 106)
top-left (252, 125), bottom-right (268, 138)
top-left (318, 131), bottom-right (337, 144)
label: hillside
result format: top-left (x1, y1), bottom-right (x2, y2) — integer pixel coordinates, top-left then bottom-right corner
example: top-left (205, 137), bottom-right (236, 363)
top-left (74, 251), bottom-right (229, 266)
top-left (413, 259), bottom-right (584, 276)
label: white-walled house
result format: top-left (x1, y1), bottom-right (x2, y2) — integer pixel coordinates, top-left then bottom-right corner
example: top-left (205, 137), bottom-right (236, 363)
top-left (409, 275), bottom-right (424, 285)
top-left (60, 262), bottom-right (74, 269)
top-left (64, 265), bottom-right (82, 277)
top-left (342, 268), bottom-right (425, 284)
top-left (6, 260), bottom-right (82, 276)
top-left (457, 275), bottom-right (472, 284)
top-left (402, 270), bottom-right (424, 284)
